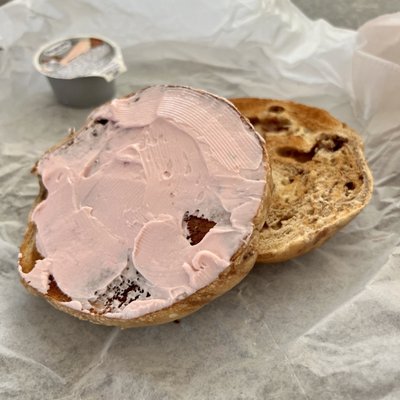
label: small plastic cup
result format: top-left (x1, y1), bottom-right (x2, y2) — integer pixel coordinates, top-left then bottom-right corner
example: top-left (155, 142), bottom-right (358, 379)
top-left (34, 36), bottom-right (126, 108)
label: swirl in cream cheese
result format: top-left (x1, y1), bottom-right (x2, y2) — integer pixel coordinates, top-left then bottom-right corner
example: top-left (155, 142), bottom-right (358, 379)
top-left (20, 85), bottom-right (266, 319)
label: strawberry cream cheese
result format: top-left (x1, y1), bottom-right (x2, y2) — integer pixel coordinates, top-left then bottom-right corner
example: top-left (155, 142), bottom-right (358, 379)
top-left (19, 85), bottom-right (267, 319)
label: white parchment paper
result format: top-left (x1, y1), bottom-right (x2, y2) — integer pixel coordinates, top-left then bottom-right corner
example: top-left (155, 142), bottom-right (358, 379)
top-left (1, 1), bottom-right (399, 399)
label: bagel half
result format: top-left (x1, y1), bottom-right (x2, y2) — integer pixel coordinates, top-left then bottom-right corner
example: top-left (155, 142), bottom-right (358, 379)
top-left (19, 86), bottom-right (271, 327)
top-left (231, 98), bottom-right (373, 263)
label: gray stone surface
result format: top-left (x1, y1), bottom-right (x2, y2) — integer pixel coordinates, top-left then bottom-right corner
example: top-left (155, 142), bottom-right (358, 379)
top-left (292, 0), bottom-right (400, 29)
top-left (0, 0), bottom-right (399, 29)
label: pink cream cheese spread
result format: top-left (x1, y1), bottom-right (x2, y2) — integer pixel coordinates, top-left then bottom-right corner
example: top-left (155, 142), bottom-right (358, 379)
top-left (20, 85), bottom-right (266, 319)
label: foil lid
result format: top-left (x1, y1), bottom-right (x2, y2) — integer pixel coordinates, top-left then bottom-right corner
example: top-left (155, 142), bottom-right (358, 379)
top-left (35, 37), bottom-right (126, 82)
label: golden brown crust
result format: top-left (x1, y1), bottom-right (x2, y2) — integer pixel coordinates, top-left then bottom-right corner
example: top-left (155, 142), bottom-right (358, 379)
top-left (230, 98), bottom-right (373, 263)
top-left (18, 91), bottom-right (271, 327)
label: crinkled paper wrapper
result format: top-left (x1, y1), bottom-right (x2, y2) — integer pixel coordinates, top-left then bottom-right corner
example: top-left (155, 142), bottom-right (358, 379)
top-left (0, 1), bottom-right (399, 399)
